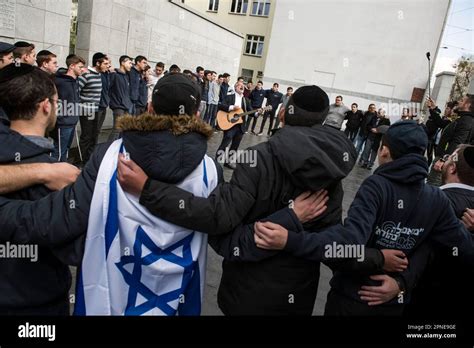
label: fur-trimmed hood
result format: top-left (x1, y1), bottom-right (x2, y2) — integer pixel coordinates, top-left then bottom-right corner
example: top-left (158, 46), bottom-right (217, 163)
top-left (117, 113), bottom-right (213, 138)
top-left (118, 113), bottom-right (212, 184)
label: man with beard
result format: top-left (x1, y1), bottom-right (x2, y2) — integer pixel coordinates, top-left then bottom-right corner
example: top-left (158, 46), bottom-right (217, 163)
top-left (406, 144), bottom-right (474, 316)
top-left (0, 64), bottom-right (81, 314)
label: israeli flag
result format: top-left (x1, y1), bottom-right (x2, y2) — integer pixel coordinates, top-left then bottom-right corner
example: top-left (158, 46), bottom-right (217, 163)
top-left (74, 139), bottom-right (218, 316)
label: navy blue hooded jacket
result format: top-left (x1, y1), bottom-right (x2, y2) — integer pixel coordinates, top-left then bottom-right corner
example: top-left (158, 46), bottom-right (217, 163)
top-left (98, 72), bottom-right (110, 109)
top-left (129, 67), bottom-right (141, 105)
top-left (109, 69), bottom-right (132, 112)
top-left (137, 75), bottom-right (148, 108)
top-left (283, 153), bottom-right (474, 306)
top-left (54, 70), bottom-right (80, 127)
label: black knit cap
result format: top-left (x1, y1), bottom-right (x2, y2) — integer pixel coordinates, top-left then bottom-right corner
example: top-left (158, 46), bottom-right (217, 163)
top-left (0, 63), bottom-right (35, 84)
top-left (285, 85), bottom-right (330, 127)
top-left (152, 73), bottom-right (201, 116)
top-left (383, 121), bottom-right (428, 157)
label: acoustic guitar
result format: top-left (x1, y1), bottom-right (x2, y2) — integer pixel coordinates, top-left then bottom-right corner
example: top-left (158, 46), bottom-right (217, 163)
top-left (216, 105), bottom-right (272, 131)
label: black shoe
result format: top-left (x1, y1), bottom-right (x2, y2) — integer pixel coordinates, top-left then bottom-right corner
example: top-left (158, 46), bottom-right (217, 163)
top-left (367, 165), bottom-right (373, 170)
top-left (224, 163), bottom-right (236, 170)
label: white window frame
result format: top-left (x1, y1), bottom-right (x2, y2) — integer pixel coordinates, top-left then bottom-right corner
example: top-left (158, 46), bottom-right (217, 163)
top-left (230, 0), bottom-right (249, 14)
top-left (245, 35), bottom-right (265, 57)
top-left (208, 0), bottom-right (219, 12)
top-left (251, 0), bottom-right (270, 16)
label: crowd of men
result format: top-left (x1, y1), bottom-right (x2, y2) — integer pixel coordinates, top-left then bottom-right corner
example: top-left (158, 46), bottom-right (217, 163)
top-left (0, 39), bottom-right (473, 317)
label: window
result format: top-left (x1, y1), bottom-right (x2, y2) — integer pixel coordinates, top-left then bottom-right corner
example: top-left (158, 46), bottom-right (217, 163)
top-left (208, 0), bottom-right (219, 12)
top-left (230, 0), bottom-right (248, 14)
top-left (241, 68), bottom-right (254, 82)
top-left (251, 0), bottom-right (270, 16)
top-left (245, 35), bottom-right (264, 56)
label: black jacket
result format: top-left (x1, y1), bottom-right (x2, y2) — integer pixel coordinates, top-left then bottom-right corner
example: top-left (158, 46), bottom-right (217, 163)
top-left (437, 111), bottom-right (473, 156)
top-left (54, 70), bottom-right (80, 127)
top-left (109, 69), bottom-right (132, 112)
top-left (249, 88), bottom-right (266, 109)
top-left (265, 89), bottom-right (283, 110)
top-left (368, 116), bottom-right (391, 150)
top-left (283, 154), bottom-right (474, 307)
top-left (358, 111), bottom-right (377, 137)
top-left (138, 124), bottom-right (357, 314)
top-left (407, 183), bottom-right (474, 316)
top-left (219, 82), bottom-right (230, 103)
top-left (0, 123), bottom-right (81, 313)
top-left (345, 110), bottom-right (364, 131)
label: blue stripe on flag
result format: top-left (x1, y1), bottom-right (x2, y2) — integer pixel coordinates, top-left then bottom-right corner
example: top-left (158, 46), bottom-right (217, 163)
top-left (203, 159), bottom-right (208, 188)
top-left (73, 270), bottom-right (86, 315)
top-left (105, 169), bottom-right (119, 257)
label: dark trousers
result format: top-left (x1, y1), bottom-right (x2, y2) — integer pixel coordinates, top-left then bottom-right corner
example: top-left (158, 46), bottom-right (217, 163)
top-left (360, 137), bottom-right (377, 166)
top-left (259, 110), bottom-right (276, 135)
top-left (245, 114), bottom-right (259, 132)
top-left (215, 126), bottom-right (244, 164)
top-left (206, 103), bottom-right (219, 127)
top-left (51, 125), bottom-right (76, 162)
top-left (324, 289), bottom-right (404, 316)
top-left (345, 127), bottom-right (359, 143)
top-left (426, 139), bottom-right (436, 166)
top-left (79, 108), bottom-right (107, 164)
top-left (108, 108), bottom-right (126, 142)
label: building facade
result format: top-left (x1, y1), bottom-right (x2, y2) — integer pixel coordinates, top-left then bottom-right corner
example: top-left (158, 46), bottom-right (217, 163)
top-left (0, 0), bottom-right (72, 68)
top-left (262, 0), bottom-right (451, 121)
top-left (185, 0), bottom-right (275, 83)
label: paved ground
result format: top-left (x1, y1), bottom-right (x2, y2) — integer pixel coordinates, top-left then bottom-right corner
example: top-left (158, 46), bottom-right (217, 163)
top-left (69, 118), bottom-right (373, 315)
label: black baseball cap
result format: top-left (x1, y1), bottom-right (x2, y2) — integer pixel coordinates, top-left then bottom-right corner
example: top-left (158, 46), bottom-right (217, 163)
top-left (381, 120), bottom-right (428, 157)
top-left (152, 73), bottom-right (201, 116)
top-left (0, 42), bottom-right (15, 54)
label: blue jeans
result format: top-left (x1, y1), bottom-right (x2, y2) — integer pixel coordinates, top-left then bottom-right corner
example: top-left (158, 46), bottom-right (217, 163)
top-left (360, 138), bottom-right (377, 166)
top-left (354, 134), bottom-right (367, 157)
top-left (52, 126), bottom-right (76, 162)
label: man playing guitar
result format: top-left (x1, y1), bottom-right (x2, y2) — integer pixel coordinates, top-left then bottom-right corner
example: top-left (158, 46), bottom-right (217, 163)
top-left (216, 81), bottom-right (258, 170)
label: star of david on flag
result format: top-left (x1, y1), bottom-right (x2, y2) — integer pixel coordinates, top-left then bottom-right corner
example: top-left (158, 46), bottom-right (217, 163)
top-left (74, 140), bottom-right (218, 316)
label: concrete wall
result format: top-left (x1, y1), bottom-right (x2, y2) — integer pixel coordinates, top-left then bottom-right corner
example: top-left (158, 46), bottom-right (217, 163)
top-left (76, 0), bottom-right (243, 76)
top-left (432, 71), bottom-right (456, 111)
top-left (262, 0), bottom-right (450, 117)
top-left (0, 0), bottom-right (72, 67)
top-left (185, 0), bottom-right (276, 82)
